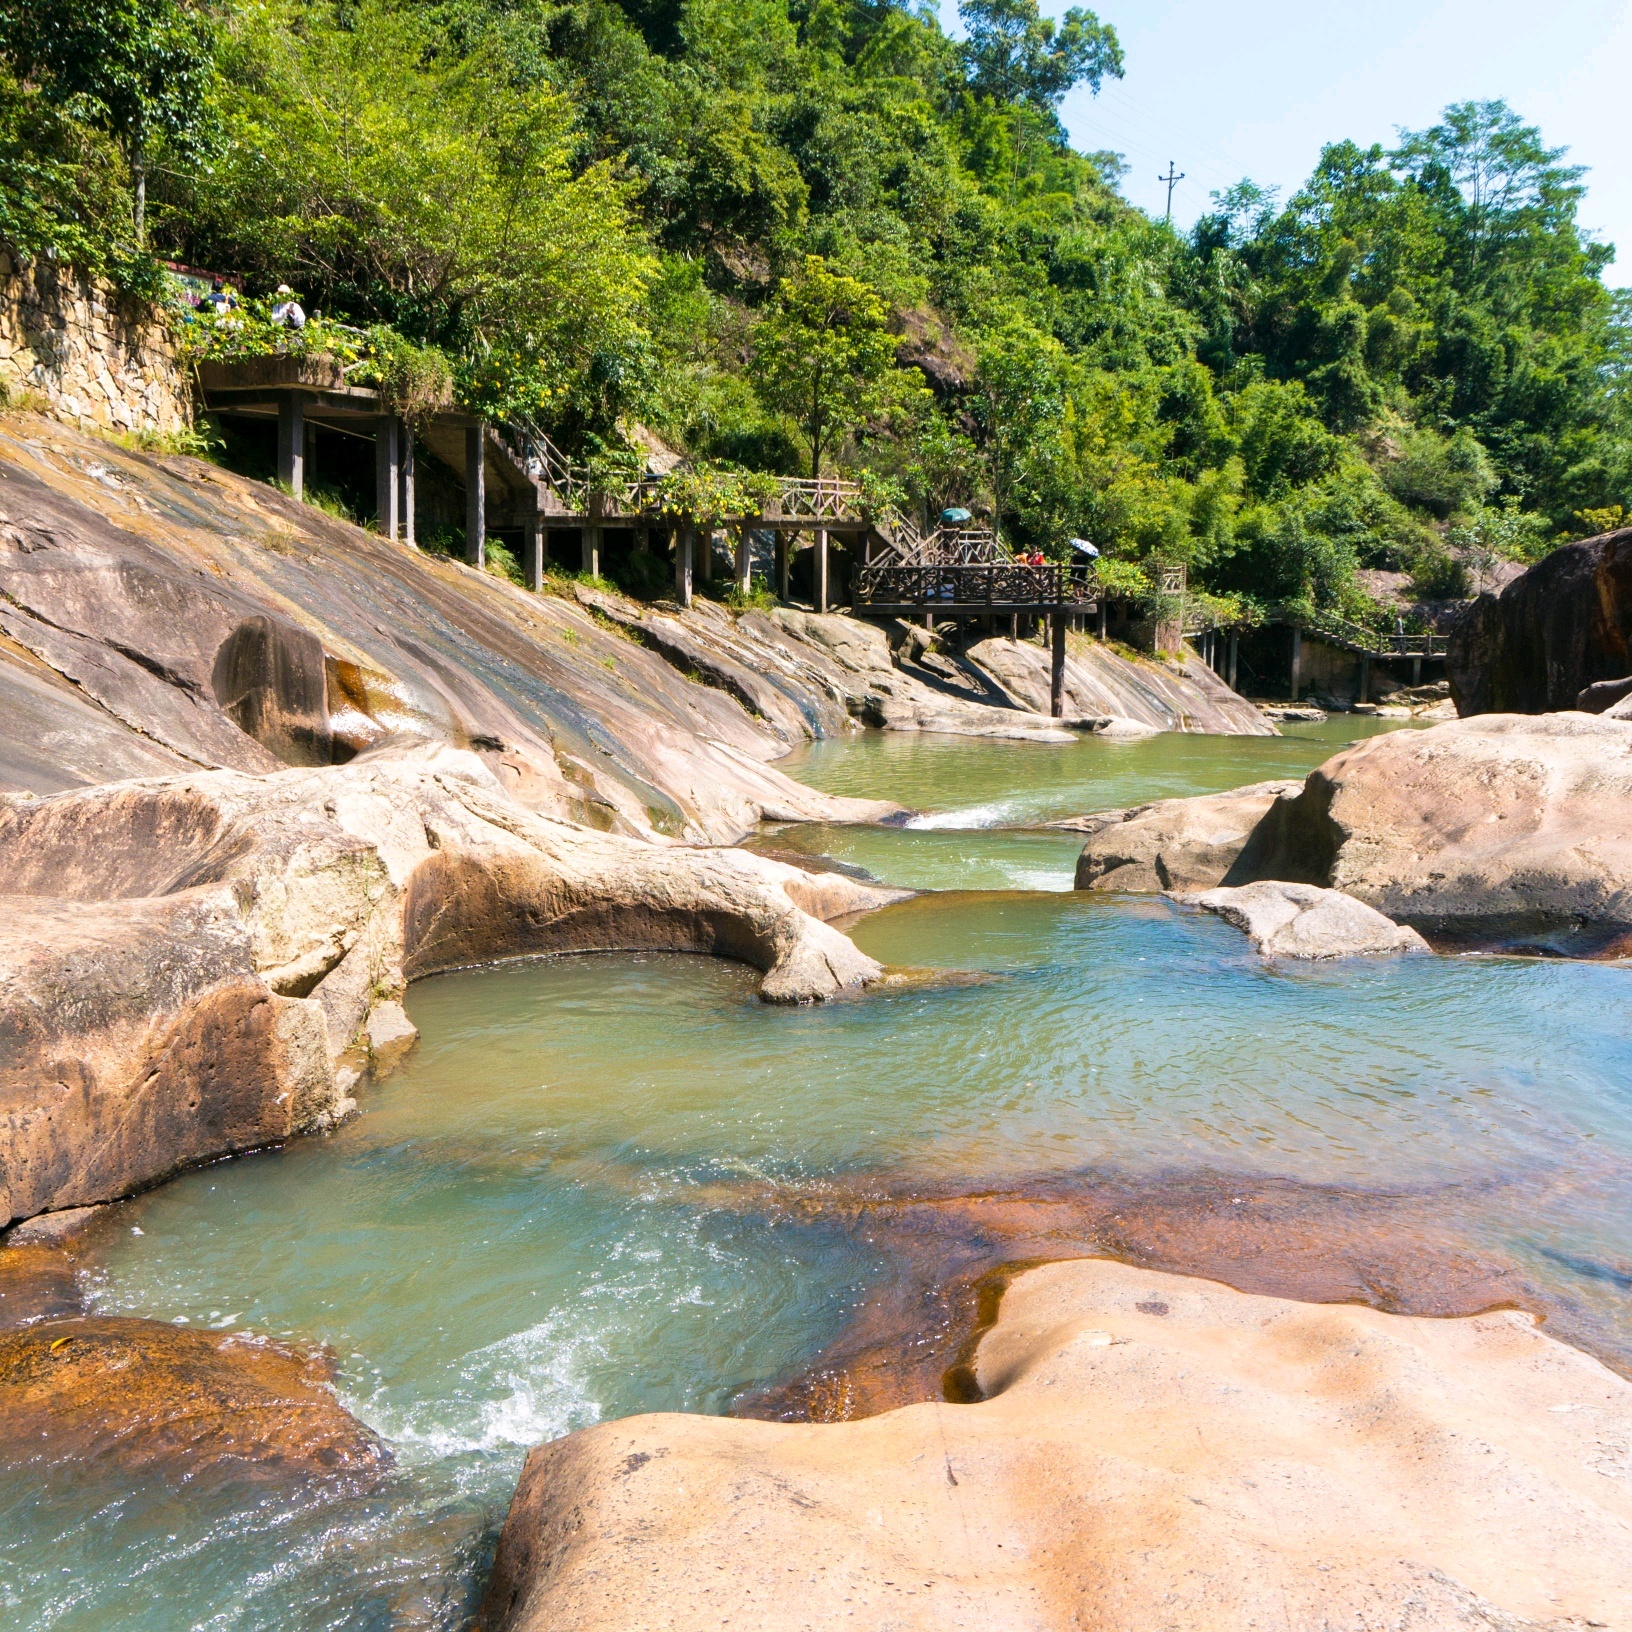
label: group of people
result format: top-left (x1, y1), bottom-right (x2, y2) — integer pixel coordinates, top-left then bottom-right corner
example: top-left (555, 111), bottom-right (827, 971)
top-left (194, 275), bottom-right (307, 332)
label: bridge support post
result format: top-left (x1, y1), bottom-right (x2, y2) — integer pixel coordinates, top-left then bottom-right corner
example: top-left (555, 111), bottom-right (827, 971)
top-left (735, 526), bottom-right (752, 596)
top-left (1227, 629), bottom-right (1238, 691)
top-left (814, 527), bottom-right (829, 614)
top-left (1050, 611), bottom-right (1067, 718)
top-left (523, 514), bottom-right (543, 592)
top-left (1412, 656), bottom-right (1422, 687)
top-left (582, 493), bottom-right (602, 579)
top-left (1359, 652), bottom-right (1370, 704)
top-left (375, 415), bottom-right (400, 541)
top-left (465, 422), bottom-right (486, 569)
top-left (675, 520), bottom-right (693, 608)
top-left (775, 532), bottom-right (789, 601)
top-left (1289, 626), bottom-right (1302, 701)
top-left (399, 421), bottom-right (416, 548)
top-left (277, 393), bottom-right (305, 499)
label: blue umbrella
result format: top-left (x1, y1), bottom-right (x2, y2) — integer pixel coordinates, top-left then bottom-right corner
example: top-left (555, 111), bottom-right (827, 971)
top-left (1069, 537), bottom-right (1099, 558)
top-left (940, 507), bottom-right (973, 524)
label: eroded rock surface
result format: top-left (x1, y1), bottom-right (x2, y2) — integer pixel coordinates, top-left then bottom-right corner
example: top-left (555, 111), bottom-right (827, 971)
top-left (0, 1317), bottom-right (388, 1484)
top-left (0, 419), bottom-right (892, 840)
top-left (968, 634), bottom-right (1274, 735)
top-left (1069, 779), bottom-right (1303, 891)
top-left (1183, 880), bottom-right (1429, 958)
top-left (1450, 527), bottom-right (1632, 715)
top-left (0, 742), bottom-right (906, 1224)
top-left (1072, 716), bottom-right (1632, 948)
top-left (481, 1260), bottom-right (1632, 1632)
top-left (1233, 713), bottom-right (1632, 940)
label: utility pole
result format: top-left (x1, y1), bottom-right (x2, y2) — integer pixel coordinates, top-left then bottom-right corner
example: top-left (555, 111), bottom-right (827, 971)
top-left (1159, 161), bottom-right (1185, 224)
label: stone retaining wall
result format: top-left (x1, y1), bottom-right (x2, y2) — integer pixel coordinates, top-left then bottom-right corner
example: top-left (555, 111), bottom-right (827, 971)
top-left (0, 253), bottom-right (192, 433)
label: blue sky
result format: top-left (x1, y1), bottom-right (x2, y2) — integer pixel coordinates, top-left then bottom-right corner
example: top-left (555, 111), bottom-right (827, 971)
top-left (940, 0), bottom-right (1632, 286)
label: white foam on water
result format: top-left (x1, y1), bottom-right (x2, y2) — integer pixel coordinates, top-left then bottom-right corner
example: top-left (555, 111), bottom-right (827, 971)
top-left (904, 800), bottom-right (1027, 830)
top-left (351, 1311), bottom-right (605, 1463)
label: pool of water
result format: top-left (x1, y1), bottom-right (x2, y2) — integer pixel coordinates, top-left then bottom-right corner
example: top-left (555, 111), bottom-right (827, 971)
top-left (4, 718), bottom-right (1628, 1632)
top-left (766, 716), bottom-right (1415, 891)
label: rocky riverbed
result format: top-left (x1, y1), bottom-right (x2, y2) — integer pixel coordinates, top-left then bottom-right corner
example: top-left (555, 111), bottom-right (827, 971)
top-left (3, 414), bottom-right (1631, 1630)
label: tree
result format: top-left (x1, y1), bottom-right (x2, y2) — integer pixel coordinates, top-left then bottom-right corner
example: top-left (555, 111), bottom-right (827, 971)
top-left (177, 2), bottom-right (652, 422)
top-left (959, 0), bottom-right (1123, 112)
top-left (751, 256), bottom-right (899, 479)
top-left (0, 0), bottom-right (216, 245)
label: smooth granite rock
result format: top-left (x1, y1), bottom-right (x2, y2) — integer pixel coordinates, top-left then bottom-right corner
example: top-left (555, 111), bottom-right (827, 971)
top-left (1068, 780), bottom-right (1304, 892)
top-left (480, 1260), bottom-right (1632, 1632)
top-left (1183, 880), bottom-right (1429, 958)
top-left (1232, 712), bottom-right (1632, 936)
top-left (0, 741), bottom-right (907, 1226)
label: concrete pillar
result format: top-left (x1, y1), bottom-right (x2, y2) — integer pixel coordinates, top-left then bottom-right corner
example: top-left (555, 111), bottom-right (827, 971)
top-left (1098, 600), bottom-right (1107, 640)
top-left (1412, 655), bottom-right (1422, 687)
top-left (523, 513), bottom-right (543, 592)
top-left (374, 415), bottom-right (399, 540)
top-left (1359, 652), bottom-right (1371, 704)
top-left (1010, 613), bottom-right (1019, 640)
top-left (776, 532), bottom-right (789, 601)
top-left (1227, 629), bottom-right (1239, 691)
top-left (814, 527), bottom-right (829, 613)
top-left (465, 423), bottom-right (486, 568)
top-left (399, 421), bottom-right (416, 548)
top-left (1289, 626), bottom-right (1302, 701)
top-left (675, 520), bottom-right (693, 608)
top-left (582, 513), bottom-right (600, 578)
top-left (735, 526), bottom-right (752, 595)
top-left (277, 394), bottom-right (305, 498)
top-left (1050, 611), bottom-right (1068, 718)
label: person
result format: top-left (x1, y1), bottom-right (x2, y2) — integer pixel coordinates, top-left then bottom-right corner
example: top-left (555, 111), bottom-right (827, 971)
top-left (206, 276), bottom-right (238, 315)
top-left (271, 284), bottom-right (306, 330)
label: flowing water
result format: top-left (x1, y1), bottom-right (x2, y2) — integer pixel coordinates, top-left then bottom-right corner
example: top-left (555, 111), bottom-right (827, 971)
top-left (4, 722), bottom-right (1630, 1630)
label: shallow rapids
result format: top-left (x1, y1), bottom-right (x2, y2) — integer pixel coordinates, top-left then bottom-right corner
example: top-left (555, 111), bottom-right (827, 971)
top-left (4, 722), bottom-right (1629, 1630)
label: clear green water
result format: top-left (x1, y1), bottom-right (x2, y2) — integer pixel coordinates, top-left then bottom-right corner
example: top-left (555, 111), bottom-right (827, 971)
top-left (4, 720), bottom-right (1629, 1632)
top-left (768, 717), bottom-right (1416, 890)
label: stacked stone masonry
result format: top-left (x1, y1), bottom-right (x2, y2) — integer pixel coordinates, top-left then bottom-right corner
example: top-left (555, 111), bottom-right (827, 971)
top-left (0, 255), bottom-right (192, 434)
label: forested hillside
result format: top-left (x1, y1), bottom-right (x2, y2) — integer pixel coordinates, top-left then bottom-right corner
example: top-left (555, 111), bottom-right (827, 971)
top-left (4, 0), bottom-right (1630, 625)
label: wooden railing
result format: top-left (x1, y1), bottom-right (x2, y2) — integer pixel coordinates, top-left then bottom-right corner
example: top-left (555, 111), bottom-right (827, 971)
top-left (854, 562), bottom-right (1099, 608)
top-left (1305, 613), bottom-right (1451, 659)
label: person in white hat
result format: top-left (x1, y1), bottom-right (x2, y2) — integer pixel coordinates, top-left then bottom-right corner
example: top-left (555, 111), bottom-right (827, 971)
top-left (270, 284), bottom-right (306, 330)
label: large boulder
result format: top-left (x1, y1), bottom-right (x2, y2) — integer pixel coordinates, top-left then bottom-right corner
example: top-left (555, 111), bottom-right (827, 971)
top-left (1183, 881), bottom-right (1429, 958)
top-left (1069, 780), bottom-right (1303, 891)
top-left (1233, 713), bottom-right (1632, 940)
top-left (479, 1260), bottom-right (1632, 1632)
top-left (0, 742), bottom-right (907, 1225)
top-left (1449, 528), bottom-right (1632, 715)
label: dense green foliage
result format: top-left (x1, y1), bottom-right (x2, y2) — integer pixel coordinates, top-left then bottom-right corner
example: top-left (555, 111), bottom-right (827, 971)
top-left (2, 0), bottom-right (1628, 621)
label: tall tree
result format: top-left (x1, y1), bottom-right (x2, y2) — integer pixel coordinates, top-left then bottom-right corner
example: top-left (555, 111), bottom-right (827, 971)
top-left (751, 255), bottom-right (900, 479)
top-left (0, 0), bottom-right (217, 244)
top-left (958, 0), bottom-right (1123, 111)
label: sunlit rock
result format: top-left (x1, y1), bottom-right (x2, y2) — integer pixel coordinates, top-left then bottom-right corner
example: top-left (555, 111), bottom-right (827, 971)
top-left (480, 1260), bottom-right (1632, 1632)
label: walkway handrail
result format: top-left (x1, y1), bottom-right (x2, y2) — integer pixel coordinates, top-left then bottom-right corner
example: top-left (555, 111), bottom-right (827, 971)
top-left (854, 562), bottom-right (1098, 607)
top-left (1304, 612), bottom-right (1450, 659)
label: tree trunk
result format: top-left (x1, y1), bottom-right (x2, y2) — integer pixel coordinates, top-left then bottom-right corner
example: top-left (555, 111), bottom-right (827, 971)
top-left (130, 124), bottom-right (147, 247)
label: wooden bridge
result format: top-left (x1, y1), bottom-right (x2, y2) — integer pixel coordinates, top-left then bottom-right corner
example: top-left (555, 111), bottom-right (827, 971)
top-left (197, 356), bottom-right (1022, 612)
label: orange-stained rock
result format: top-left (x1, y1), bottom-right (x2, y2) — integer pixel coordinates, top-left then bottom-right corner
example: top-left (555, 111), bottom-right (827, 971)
top-left (0, 1316), bottom-right (389, 1484)
top-left (480, 1262), bottom-right (1632, 1632)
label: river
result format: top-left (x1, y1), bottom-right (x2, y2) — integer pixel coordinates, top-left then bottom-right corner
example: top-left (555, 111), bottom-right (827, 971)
top-left (5, 722), bottom-right (1629, 1630)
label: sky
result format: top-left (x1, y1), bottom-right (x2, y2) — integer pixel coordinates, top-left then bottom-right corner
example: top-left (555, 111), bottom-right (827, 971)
top-left (943, 0), bottom-right (1632, 286)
